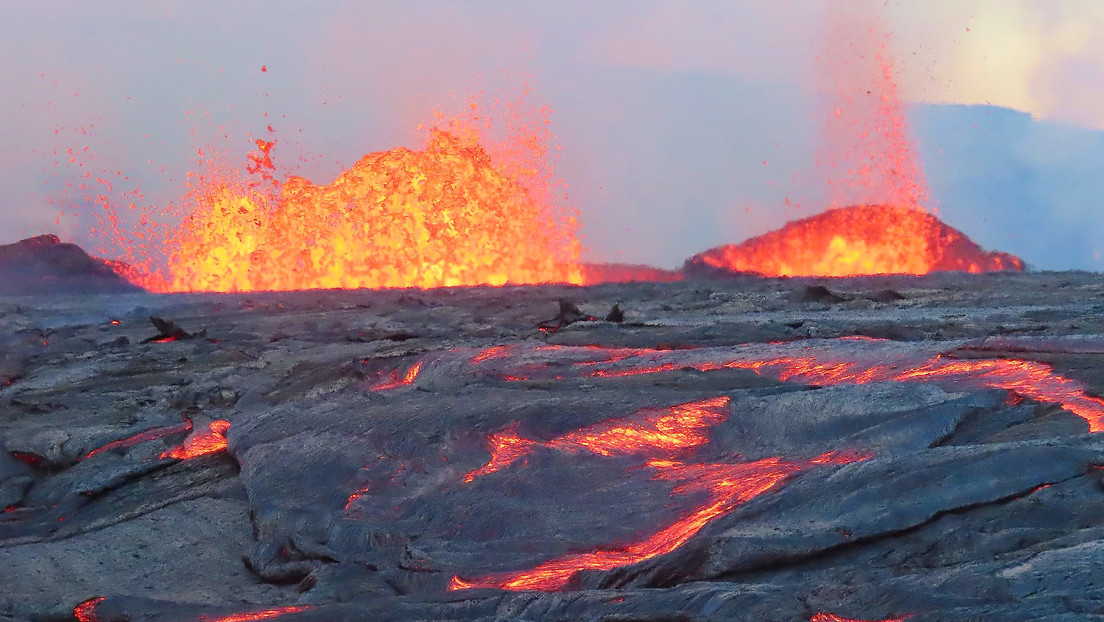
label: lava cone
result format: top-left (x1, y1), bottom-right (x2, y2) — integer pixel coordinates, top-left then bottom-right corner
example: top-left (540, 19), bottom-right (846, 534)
top-left (685, 205), bottom-right (1024, 278)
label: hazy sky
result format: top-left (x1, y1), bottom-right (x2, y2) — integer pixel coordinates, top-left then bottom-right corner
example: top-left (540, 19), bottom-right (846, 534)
top-left (4, 1), bottom-right (1104, 269)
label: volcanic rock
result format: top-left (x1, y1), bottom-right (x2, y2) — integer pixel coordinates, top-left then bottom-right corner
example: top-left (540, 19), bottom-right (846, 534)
top-left (0, 235), bottom-right (141, 295)
top-left (684, 205), bottom-right (1025, 278)
top-left (4, 271), bottom-right (1104, 621)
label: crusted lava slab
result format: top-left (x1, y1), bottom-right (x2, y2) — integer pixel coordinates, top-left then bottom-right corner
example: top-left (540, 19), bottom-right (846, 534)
top-left (3, 271), bottom-right (1104, 621)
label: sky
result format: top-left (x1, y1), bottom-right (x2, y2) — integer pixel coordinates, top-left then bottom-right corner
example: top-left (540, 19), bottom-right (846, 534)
top-left (3, 0), bottom-right (1104, 270)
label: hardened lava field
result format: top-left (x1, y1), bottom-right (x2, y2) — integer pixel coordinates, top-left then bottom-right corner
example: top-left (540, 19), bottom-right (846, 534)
top-left (3, 271), bottom-right (1104, 622)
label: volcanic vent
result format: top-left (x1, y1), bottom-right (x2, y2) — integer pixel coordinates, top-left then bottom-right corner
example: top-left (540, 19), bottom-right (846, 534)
top-left (686, 205), bottom-right (1024, 277)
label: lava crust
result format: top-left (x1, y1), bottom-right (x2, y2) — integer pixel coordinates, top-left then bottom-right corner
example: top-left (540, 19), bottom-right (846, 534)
top-left (3, 270), bottom-right (1104, 622)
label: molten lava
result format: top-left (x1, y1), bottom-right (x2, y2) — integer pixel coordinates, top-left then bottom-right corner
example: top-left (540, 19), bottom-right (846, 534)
top-left (461, 397), bottom-right (730, 483)
top-left (73, 596), bottom-right (105, 622)
top-left (810, 614), bottom-right (909, 622)
top-left (451, 393), bottom-right (867, 591)
top-left (85, 419), bottom-right (193, 459)
top-left (686, 205), bottom-right (1024, 277)
top-left (160, 419), bottom-right (231, 460)
top-left (158, 120), bottom-right (582, 292)
top-left (458, 342), bottom-right (1104, 433)
top-left (369, 361), bottom-right (423, 392)
top-left (452, 450), bottom-right (864, 591)
top-left (206, 606), bottom-right (311, 622)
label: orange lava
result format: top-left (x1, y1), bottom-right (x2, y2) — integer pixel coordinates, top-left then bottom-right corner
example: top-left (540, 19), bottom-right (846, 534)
top-left (206, 606), bottom-right (311, 622)
top-left (723, 355), bottom-right (1104, 433)
top-left (159, 117), bottom-right (582, 292)
top-left (811, 614), bottom-right (909, 622)
top-left (687, 205), bottom-right (1024, 277)
top-left (461, 397), bottom-right (730, 483)
top-left (160, 419), bottom-right (231, 460)
top-left (471, 345), bottom-right (513, 363)
top-left (689, 16), bottom-right (1021, 278)
top-left (74, 596), bottom-right (105, 622)
top-left (369, 361), bottom-right (423, 391)
top-left (452, 449), bottom-right (864, 591)
top-left (481, 344), bottom-right (1104, 433)
top-left (86, 419), bottom-right (192, 458)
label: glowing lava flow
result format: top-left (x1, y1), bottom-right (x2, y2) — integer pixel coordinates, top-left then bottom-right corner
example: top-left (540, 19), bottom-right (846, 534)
top-left (811, 614), bottom-right (909, 622)
top-left (73, 599), bottom-right (308, 622)
top-left (160, 420), bottom-right (231, 460)
top-left (73, 597), bottom-right (105, 622)
top-left (85, 419), bottom-right (192, 459)
top-left (369, 361), bottom-right (423, 392)
top-left (469, 343), bottom-right (1104, 433)
top-left (561, 350), bottom-right (1104, 433)
top-left (452, 395), bottom-right (867, 591)
top-left (205, 606), bottom-right (311, 622)
top-left (727, 356), bottom-right (1104, 433)
top-left (461, 397), bottom-right (730, 483)
top-left (451, 450), bottom-right (864, 591)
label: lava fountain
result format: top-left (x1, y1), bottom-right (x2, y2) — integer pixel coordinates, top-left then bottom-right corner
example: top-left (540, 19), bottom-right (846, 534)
top-left (82, 102), bottom-right (584, 292)
top-left (696, 13), bottom-right (1023, 278)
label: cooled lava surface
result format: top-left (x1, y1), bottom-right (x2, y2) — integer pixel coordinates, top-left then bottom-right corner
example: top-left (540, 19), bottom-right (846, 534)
top-left (3, 269), bottom-right (1104, 622)
top-left (686, 205), bottom-right (1024, 277)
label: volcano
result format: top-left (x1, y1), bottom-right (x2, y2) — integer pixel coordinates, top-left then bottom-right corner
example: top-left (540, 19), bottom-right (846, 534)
top-left (685, 205), bottom-right (1024, 278)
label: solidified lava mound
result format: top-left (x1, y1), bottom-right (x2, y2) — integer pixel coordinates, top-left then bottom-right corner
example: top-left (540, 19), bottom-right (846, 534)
top-left (0, 235), bottom-right (142, 295)
top-left (685, 205), bottom-right (1025, 278)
